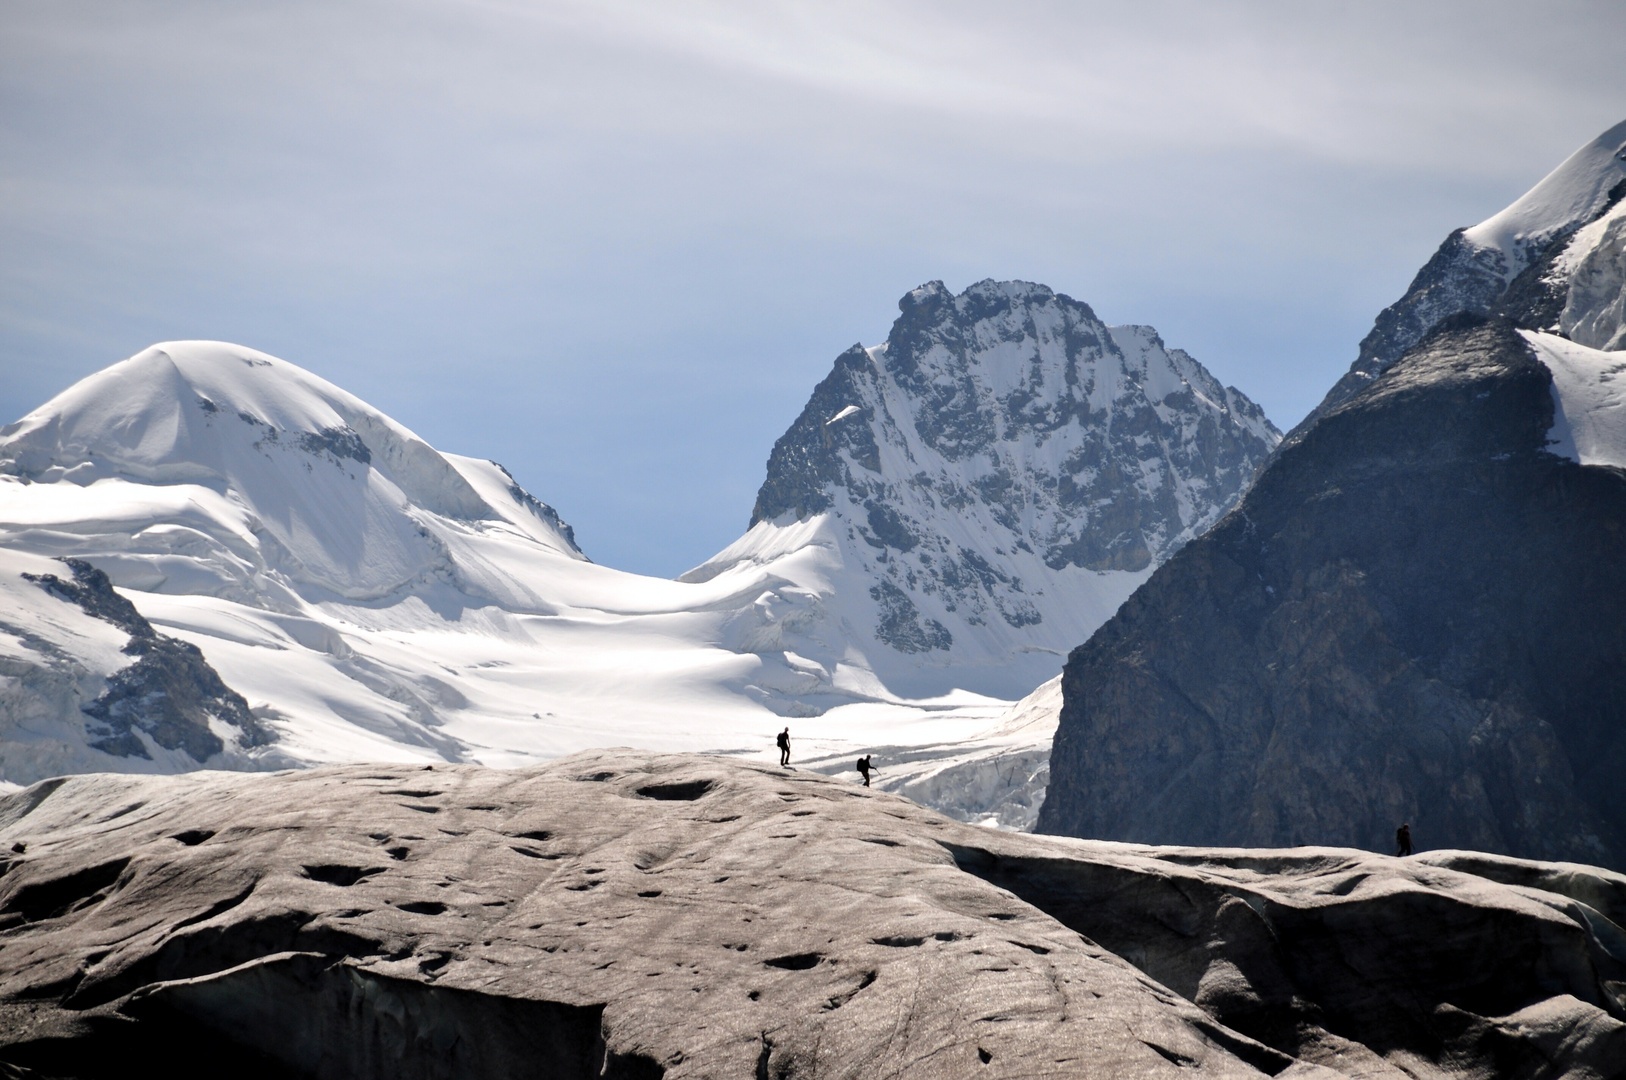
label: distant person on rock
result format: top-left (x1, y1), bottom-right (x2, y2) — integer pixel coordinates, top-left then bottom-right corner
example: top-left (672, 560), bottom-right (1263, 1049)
top-left (1396, 823), bottom-right (1413, 857)
top-left (777, 727), bottom-right (791, 767)
top-left (856, 755), bottom-right (874, 787)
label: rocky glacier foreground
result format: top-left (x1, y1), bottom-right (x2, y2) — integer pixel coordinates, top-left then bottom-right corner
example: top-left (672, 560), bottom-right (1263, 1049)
top-left (2, 752), bottom-right (1623, 1079)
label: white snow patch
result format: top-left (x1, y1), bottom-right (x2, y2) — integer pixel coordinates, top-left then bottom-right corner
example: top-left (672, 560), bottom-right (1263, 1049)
top-left (1465, 119), bottom-right (1626, 260)
top-left (1523, 331), bottom-right (1626, 468)
top-left (797, 674), bottom-right (1063, 831)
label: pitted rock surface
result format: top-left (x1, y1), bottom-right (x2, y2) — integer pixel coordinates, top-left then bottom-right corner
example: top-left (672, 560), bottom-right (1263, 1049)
top-left (1, 751), bottom-right (1623, 1079)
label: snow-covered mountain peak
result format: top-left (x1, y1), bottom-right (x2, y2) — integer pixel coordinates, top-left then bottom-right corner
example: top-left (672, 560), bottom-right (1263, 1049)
top-left (749, 278), bottom-right (1277, 554)
top-left (0, 341), bottom-right (583, 604)
top-left (700, 279), bottom-right (1279, 700)
top-left (1464, 118), bottom-right (1626, 262)
top-left (1299, 119), bottom-right (1626, 430)
top-left (4, 341), bottom-right (487, 520)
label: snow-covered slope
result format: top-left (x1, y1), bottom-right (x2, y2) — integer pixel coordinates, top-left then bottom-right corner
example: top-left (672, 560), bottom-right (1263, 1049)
top-left (0, 314), bottom-right (1273, 823)
top-left (1463, 120), bottom-right (1626, 266)
top-left (1523, 330), bottom-right (1626, 468)
top-left (686, 280), bottom-right (1279, 702)
top-left (1, 343), bottom-right (911, 785)
top-left (1300, 118), bottom-right (1626, 432)
top-left (798, 674), bottom-right (1062, 831)
top-left (0, 343), bottom-right (584, 607)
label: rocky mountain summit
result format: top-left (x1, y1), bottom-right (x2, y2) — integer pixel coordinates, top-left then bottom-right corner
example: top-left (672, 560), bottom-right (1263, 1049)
top-left (1041, 317), bottom-right (1626, 868)
top-left (2, 751), bottom-right (1623, 1079)
top-left (1301, 118), bottom-right (1626, 434)
top-left (690, 279), bottom-right (1278, 699)
top-left (1040, 122), bottom-right (1626, 868)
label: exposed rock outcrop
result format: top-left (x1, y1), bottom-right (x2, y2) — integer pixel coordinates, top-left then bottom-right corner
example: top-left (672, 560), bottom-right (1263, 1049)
top-left (1039, 318), bottom-right (1626, 869)
top-left (691, 279), bottom-right (1279, 700)
top-left (20, 558), bottom-right (269, 762)
top-left (1, 751), bottom-right (1622, 1079)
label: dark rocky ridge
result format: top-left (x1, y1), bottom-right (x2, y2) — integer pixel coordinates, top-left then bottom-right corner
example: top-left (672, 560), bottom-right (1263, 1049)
top-left (1307, 229), bottom-right (1513, 426)
top-left (1291, 160), bottom-right (1626, 448)
top-left (21, 559), bottom-right (269, 762)
top-left (1, 751), bottom-right (1622, 1079)
top-left (1040, 319), bottom-right (1626, 868)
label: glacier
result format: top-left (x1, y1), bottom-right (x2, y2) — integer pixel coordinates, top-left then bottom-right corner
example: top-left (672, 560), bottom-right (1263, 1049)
top-left (0, 282), bottom-right (1278, 829)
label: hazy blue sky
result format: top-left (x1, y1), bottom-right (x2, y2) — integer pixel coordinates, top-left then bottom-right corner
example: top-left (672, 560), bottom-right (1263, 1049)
top-left (4, 1), bottom-right (1623, 575)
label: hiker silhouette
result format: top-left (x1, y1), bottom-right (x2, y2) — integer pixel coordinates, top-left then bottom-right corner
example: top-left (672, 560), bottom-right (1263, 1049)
top-left (776, 727), bottom-right (790, 767)
top-left (1395, 823), bottom-right (1413, 857)
top-left (856, 755), bottom-right (873, 787)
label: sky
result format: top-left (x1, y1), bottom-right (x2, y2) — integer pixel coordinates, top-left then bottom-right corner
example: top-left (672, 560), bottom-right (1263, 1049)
top-left (3, 1), bottom-right (1623, 577)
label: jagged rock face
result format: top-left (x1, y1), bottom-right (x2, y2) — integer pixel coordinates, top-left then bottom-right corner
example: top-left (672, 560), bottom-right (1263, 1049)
top-left (1040, 320), bottom-right (1626, 869)
top-left (751, 280), bottom-right (1277, 574)
top-left (694, 280), bottom-right (1277, 698)
top-left (1302, 119), bottom-right (1626, 433)
top-left (20, 558), bottom-right (268, 762)
top-left (2, 751), bottom-right (1622, 1080)
top-left (0, 548), bottom-right (277, 783)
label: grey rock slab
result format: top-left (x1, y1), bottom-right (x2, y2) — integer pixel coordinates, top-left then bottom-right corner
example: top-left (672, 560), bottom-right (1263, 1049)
top-left (2, 751), bottom-right (1619, 1078)
top-left (947, 835), bottom-right (1626, 1079)
top-left (1043, 319), bottom-right (1626, 871)
top-left (0, 752), bottom-right (1279, 1079)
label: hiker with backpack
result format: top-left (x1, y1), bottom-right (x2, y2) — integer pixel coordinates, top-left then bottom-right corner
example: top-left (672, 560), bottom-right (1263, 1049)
top-left (856, 754), bottom-right (875, 787)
